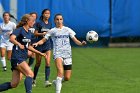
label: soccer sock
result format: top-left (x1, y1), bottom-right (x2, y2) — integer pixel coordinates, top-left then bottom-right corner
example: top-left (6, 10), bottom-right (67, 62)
top-left (28, 57), bottom-right (35, 66)
top-left (56, 77), bottom-right (62, 93)
top-left (0, 82), bottom-right (12, 92)
top-left (1, 57), bottom-right (6, 67)
top-left (24, 76), bottom-right (32, 93)
top-left (45, 66), bottom-right (50, 81)
top-left (33, 65), bottom-right (40, 80)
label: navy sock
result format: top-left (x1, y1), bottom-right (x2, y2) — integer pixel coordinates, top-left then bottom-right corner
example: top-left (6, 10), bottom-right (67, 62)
top-left (28, 57), bottom-right (34, 66)
top-left (45, 66), bottom-right (50, 81)
top-left (33, 66), bottom-right (40, 80)
top-left (24, 76), bottom-right (32, 93)
top-left (0, 82), bottom-right (12, 92)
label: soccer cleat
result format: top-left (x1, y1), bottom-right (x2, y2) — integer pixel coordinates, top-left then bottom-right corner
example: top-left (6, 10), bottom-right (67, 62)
top-left (52, 80), bottom-right (56, 87)
top-left (3, 66), bottom-right (7, 71)
top-left (45, 81), bottom-right (52, 87)
top-left (32, 80), bottom-right (36, 87)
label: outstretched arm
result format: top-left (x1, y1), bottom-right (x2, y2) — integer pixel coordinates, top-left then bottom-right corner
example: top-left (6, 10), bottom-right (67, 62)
top-left (28, 45), bottom-right (46, 57)
top-left (71, 36), bottom-right (86, 46)
top-left (33, 38), bottom-right (47, 47)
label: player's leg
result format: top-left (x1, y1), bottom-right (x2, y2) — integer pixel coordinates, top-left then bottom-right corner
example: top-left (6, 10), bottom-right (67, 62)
top-left (63, 58), bottom-right (72, 81)
top-left (45, 50), bottom-right (52, 87)
top-left (64, 67), bottom-right (72, 81)
top-left (0, 46), bottom-right (7, 71)
top-left (17, 61), bottom-right (34, 93)
top-left (0, 70), bottom-right (22, 92)
top-left (55, 57), bottom-right (64, 93)
top-left (7, 50), bottom-right (12, 60)
top-left (28, 50), bottom-right (35, 67)
top-left (32, 54), bottom-right (42, 86)
top-left (6, 42), bottom-right (13, 60)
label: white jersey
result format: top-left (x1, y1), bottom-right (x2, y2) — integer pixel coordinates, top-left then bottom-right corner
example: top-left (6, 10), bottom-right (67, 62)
top-left (45, 26), bottom-right (76, 59)
top-left (0, 21), bottom-right (16, 42)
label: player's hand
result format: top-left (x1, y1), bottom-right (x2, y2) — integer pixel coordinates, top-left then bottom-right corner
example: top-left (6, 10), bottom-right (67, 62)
top-left (33, 43), bottom-right (38, 47)
top-left (41, 53), bottom-right (47, 58)
top-left (81, 41), bottom-right (87, 46)
top-left (18, 44), bottom-right (25, 49)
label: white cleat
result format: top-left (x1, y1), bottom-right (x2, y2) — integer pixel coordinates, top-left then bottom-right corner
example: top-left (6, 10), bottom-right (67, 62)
top-left (32, 80), bottom-right (36, 87)
top-left (52, 80), bottom-right (56, 87)
top-left (45, 81), bottom-right (52, 87)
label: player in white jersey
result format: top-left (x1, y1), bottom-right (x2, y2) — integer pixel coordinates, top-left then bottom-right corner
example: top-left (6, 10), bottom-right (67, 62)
top-left (33, 14), bottom-right (86, 93)
top-left (0, 12), bottom-right (16, 71)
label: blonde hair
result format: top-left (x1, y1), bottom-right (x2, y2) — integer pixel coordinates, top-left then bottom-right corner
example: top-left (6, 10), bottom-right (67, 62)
top-left (16, 14), bottom-right (31, 28)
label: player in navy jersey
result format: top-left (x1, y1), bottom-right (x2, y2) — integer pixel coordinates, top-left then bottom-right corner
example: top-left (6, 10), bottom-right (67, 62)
top-left (33, 14), bottom-right (87, 93)
top-left (0, 14), bottom-right (46, 93)
top-left (28, 12), bottom-right (38, 68)
top-left (32, 9), bottom-right (52, 87)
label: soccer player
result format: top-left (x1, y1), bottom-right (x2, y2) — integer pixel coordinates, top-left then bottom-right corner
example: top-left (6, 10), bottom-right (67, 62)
top-left (32, 9), bottom-right (52, 87)
top-left (0, 14), bottom-right (46, 93)
top-left (33, 14), bottom-right (86, 93)
top-left (28, 12), bottom-right (38, 67)
top-left (0, 12), bottom-right (16, 71)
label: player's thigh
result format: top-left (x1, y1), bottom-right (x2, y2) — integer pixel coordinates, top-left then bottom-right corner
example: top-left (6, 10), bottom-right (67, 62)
top-left (11, 70), bottom-right (23, 88)
top-left (45, 50), bottom-right (51, 65)
top-left (36, 53), bottom-right (42, 62)
top-left (28, 50), bottom-right (32, 57)
top-left (0, 47), bottom-right (6, 57)
top-left (17, 61), bottom-right (34, 78)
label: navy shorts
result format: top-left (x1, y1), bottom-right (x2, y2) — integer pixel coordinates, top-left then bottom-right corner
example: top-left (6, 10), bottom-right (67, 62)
top-left (35, 43), bottom-right (52, 53)
top-left (11, 59), bottom-right (26, 71)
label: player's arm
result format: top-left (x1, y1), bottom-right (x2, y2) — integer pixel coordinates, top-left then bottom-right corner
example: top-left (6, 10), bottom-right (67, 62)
top-left (28, 45), bottom-right (46, 57)
top-left (33, 38), bottom-right (47, 47)
top-left (10, 34), bottom-right (24, 49)
top-left (72, 36), bottom-right (86, 46)
top-left (34, 30), bottom-right (47, 36)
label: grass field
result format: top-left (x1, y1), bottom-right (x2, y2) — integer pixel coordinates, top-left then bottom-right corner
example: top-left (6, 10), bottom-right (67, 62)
top-left (0, 48), bottom-right (140, 93)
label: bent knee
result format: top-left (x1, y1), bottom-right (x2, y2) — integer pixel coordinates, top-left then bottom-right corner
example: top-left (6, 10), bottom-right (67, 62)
top-left (64, 77), bottom-right (70, 81)
top-left (11, 82), bottom-right (19, 88)
top-left (26, 71), bottom-right (34, 78)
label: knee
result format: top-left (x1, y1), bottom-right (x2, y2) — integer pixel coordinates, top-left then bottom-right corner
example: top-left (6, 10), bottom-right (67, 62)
top-left (35, 62), bottom-right (41, 67)
top-left (64, 77), bottom-right (70, 81)
top-left (11, 82), bottom-right (19, 88)
top-left (7, 57), bottom-right (11, 60)
top-left (26, 71), bottom-right (34, 78)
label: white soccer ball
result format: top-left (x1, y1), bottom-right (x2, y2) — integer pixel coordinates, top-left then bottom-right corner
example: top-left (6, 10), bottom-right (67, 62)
top-left (86, 31), bottom-right (98, 43)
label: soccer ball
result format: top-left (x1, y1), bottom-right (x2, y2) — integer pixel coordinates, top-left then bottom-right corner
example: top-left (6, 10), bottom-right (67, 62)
top-left (86, 31), bottom-right (98, 43)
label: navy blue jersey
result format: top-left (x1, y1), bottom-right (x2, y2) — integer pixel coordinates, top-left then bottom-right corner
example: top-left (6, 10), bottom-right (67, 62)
top-left (35, 20), bottom-right (52, 52)
top-left (29, 23), bottom-right (37, 44)
top-left (11, 27), bottom-right (32, 60)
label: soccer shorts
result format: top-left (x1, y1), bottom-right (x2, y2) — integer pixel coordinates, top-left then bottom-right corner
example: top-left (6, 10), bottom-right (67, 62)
top-left (0, 41), bottom-right (13, 50)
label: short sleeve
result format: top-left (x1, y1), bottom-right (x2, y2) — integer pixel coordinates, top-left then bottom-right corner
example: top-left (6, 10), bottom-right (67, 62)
top-left (44, 30), bottom-right (53, 40)
top-left (12, 28), bottom-right (21, 37)
top-left (13, 22), bottom-right (16, 30)
top-left (34, 22), bottom-right (41, 31)
top-left (67, 27), bottom-right (76, 38)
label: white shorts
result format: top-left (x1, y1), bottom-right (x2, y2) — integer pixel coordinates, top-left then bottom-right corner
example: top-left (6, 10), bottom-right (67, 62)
top-left (55, 57), bottom-right (72, 65)
top-left (0, 41), bottom-right (13, 50)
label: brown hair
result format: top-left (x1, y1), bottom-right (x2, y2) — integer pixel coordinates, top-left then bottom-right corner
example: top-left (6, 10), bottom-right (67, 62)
top-left (16, 14), bottom-right (31, 28)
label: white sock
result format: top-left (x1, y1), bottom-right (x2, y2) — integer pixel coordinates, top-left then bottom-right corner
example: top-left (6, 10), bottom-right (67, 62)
top-left (56, 77), bottom-right (62, 93)
top-left (1, 57), bottom-right (6, 67)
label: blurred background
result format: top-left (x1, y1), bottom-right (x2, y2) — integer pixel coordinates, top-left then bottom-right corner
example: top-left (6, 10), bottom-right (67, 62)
top-left (0, 0), bottom-right (140, 47)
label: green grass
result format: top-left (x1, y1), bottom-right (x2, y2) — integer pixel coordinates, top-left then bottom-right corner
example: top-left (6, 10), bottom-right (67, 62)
top-left (0, 48), bottom-right (140, 93)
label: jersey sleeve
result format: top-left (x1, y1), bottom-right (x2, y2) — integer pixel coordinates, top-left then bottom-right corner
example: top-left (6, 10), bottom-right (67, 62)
top-left (44, 29), bottom-right (53, 40)
top-left (13, 22), bottom-right (16, 30)
top-left (12, 28), bottom-right (21, 37)
top-left (34, 22), bottom-right (40, 31)
top-left (68, 27), bottom-right (76, 38)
